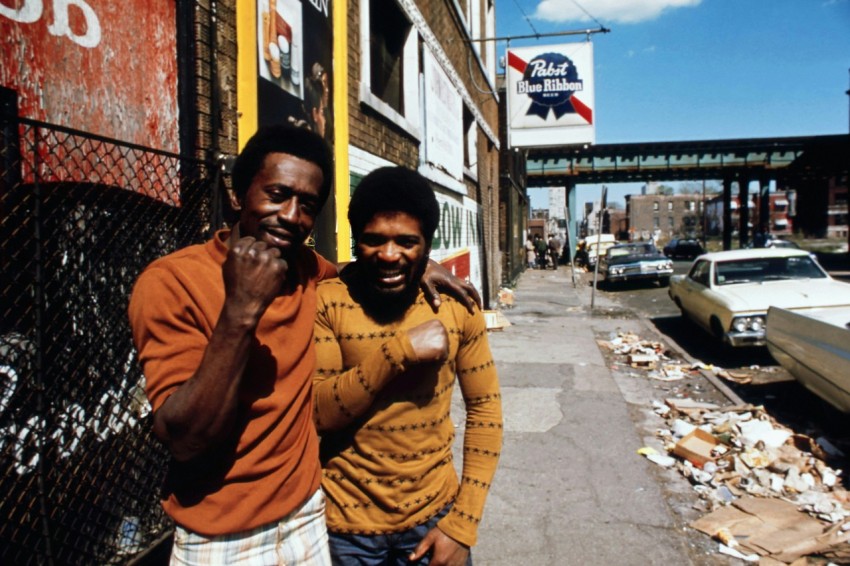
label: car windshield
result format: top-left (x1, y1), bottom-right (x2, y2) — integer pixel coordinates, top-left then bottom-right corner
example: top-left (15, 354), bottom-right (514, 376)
top-left (714, 256), bottom-right (826, 285)
top-left (609, 244), bottom-right (655, 258)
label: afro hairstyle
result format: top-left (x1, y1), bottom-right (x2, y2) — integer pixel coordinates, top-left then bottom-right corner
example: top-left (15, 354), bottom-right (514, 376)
top-left (230, 123), bottom-right (333, 204)
top-left (348, 167), bottom-right (440, 246)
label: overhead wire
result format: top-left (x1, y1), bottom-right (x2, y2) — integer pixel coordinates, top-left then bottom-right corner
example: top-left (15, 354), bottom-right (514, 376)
top-left (510, 0), bottom-right (539, 37)
top-left (568, 0), bottom-right (606, 29)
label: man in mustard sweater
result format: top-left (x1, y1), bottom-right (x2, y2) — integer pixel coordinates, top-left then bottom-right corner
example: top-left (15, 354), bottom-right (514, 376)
top-left (313, 167), bottom-right (503, 565)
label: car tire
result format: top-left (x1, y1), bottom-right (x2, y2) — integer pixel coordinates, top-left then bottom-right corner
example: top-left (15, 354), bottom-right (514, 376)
top-left (710, 317), bottom-right (725, 341)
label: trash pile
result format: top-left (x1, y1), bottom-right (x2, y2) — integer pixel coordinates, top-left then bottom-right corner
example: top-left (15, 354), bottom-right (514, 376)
top-left (643, 397), bottom-right (850, 563)
top-left (599, 331), bottom-right (782, 386)
top-left (600, 331), bottom-right (850, 563)
top-left (600, 331), bottom-right (696, 381)
top-left (497, 287), bottom-right (515, 308)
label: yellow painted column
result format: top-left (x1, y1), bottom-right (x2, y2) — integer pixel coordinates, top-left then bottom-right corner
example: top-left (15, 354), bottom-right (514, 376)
top-left (236, 0), bottom-right (258, 150)
top-left (332, 0), bottom-right (351, 261)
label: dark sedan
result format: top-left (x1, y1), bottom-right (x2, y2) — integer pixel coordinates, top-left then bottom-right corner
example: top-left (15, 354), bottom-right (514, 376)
top-left (599, 243), bottom-right (674, 287)
top-left (663, 238), bottom-right (705, 260)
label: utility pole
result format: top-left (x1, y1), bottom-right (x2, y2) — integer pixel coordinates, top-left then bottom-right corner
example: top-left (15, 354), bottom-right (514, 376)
top-left (590, 186), bottom-right (607, 310)
top-left (702, 179), bottom-right (707, 249)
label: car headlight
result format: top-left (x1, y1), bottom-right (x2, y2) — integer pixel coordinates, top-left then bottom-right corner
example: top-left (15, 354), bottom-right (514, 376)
top-left (662, 261), bottom-right (672, 270)
top-left (731, 316), bottom-right (766, 333)
top-left (611, 266), bottom-right (623, 275)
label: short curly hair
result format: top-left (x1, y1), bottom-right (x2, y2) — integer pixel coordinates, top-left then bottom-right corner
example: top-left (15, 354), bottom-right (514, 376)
top-left (230, 124), bottom-right (333, 204)
top-left (348, 167), bottom-right (440, 246)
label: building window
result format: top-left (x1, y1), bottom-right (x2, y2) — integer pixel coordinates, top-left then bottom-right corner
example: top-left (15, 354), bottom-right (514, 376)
top-left (653, 202), bottom-right (659, 211)
top-left (653, 217), bottom-right (660, 229)
top-left (369, 0), bottom-right (408, 113)
top-left (687, 201), bottom-right (695, 212)
top-left (359, 0), bottom-right (421, 134)
top-left (668, 216), bottom-right (674, 229)
top-left (463, 106), bottom-right (477, 171)
top-left (667, 202), bottom-right (673, 211)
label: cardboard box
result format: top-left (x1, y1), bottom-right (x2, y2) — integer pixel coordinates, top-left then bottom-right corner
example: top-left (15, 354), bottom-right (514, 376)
top-left (483, 310), bottom-right (511, 331)
top-left (673, 428), bottom-right (721, 468)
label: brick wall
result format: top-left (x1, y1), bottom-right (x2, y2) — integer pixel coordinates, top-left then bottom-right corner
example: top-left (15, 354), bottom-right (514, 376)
top-left (347, 0), bottom-right (502, 304)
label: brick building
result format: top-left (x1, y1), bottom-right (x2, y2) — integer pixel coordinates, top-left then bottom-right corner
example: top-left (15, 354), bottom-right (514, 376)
top-left (498, 76), bottom-right (530, 283)
top-left (827, 175), bottom-right (849, 239)
top-left (342, 0), bottom-right (502, 304)
top-left (236, 0), bottom-right (500, 303)
top-left (705, 192), bottom-right (794, 237)
top-left (626, 194), bottom-right (705, 242)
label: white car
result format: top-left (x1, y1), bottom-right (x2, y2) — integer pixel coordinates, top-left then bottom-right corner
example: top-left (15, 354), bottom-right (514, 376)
top-left (668, 248), bottom-right (850, 347)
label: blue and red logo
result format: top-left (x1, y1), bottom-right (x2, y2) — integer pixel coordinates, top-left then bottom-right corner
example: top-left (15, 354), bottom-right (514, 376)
top-left (509, 51), bottom-right (593, 123)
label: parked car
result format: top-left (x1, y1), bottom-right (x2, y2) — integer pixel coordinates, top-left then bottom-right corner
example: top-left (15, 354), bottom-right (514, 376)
top-left (599, 243), bottom-right (673, 287)
top-left (747, 236), bottom-right (801, 250)
top-left (580, 234), bottom-right (618, 269)
top-left (663, 238), bottom-right (705, 260)
top-left (766, 306), bottom-right (850, 412)
top-left (668, 248), bottom-right (850, 347)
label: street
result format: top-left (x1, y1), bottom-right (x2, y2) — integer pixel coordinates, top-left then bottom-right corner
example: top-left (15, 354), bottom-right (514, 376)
top-left (588, 259), bottom-right (850, 472)
top-left (470, 263), bottom-right (850, 565)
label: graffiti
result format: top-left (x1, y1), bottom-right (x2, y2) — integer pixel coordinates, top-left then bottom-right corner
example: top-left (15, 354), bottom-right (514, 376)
top-left (0, 345), bottom-right (150, 476)
top-left (0, 0), bottom-right (102, 48)
top-left (307, 0), bottom-right (329, 17)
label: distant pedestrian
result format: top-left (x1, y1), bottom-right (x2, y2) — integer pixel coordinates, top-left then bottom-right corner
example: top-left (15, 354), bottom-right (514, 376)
top-left (525, 237), bottom-right (536, 269)
top-left (534, 235), bottom-right (548, 269)
top-left (547, 236), bottom-right (561, 269)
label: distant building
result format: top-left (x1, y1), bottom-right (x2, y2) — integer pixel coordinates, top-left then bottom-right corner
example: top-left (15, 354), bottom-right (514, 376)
top-left (827, 175), bottom-right (849, 239)
top-left (626, 194), bottom-right (705, 242)
top-left (528, 217), bottom-right (546, 239)
top-left (705, 192), bottom-right (793, 237)
top-left (608, 209), bottom-right (628, 240)
top-left (547, 187), bottom-right (567, 220)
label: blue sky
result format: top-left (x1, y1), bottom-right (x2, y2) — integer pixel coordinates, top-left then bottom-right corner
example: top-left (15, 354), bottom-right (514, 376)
top-left (497, 0), bottom-right (850, 208)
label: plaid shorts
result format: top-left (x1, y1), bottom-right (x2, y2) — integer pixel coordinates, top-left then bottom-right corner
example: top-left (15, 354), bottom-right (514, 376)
top-left (170, 489), bottom-right (330, 566)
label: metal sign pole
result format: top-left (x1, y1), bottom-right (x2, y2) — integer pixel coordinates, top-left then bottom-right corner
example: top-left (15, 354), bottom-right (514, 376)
top-left (590, 186), bottom-right (607, 310)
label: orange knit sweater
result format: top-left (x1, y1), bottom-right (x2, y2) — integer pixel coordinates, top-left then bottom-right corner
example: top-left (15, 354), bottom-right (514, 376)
top-left (313, 278), bottom-right (503, 547)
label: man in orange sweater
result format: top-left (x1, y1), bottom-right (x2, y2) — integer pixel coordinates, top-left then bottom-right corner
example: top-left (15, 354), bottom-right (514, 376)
top-left (313, 167), bottom-right (503, 565)
top-left (129, 126), bottom-right (479, 565)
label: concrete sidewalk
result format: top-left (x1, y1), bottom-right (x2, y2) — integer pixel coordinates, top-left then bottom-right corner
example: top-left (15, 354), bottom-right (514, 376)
top-left (464, 266), bottom-right (708, 565)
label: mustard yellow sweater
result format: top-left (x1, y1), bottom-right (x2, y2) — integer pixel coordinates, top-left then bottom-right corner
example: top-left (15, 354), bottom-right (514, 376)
top-left (313, 278), bottom-right (502, 547)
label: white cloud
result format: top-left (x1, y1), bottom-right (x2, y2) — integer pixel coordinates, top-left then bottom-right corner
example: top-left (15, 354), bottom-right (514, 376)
top-left (533, 0), bottom-right (702, 24)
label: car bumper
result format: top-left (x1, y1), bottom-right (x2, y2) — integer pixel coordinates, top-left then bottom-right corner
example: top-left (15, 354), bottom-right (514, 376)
top-left (725, 330), bottom-right (766, 347)
top-left (606, 267), bottom-right (673, 282)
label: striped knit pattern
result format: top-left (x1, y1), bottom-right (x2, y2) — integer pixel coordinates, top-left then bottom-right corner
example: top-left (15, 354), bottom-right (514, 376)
top-left (313, 279), bottom-right (503, 548)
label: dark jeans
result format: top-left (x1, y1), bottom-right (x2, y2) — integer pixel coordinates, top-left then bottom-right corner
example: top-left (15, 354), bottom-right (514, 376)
top-left (328, 506), bottom-right (472, 566)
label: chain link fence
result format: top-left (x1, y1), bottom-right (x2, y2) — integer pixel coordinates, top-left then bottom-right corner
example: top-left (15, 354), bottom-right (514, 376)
top-left (0, 114), bottom-right (221, 565)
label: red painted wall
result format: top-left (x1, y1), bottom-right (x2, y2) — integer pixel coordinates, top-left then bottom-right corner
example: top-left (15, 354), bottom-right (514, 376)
top-left (1, 0), bottom-right (179, 153)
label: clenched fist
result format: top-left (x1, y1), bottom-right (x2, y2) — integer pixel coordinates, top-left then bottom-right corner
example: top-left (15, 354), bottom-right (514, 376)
top-left (222, 237), bottom-right (288, 325)
top-left (407, 319), bottom-right (449, 363)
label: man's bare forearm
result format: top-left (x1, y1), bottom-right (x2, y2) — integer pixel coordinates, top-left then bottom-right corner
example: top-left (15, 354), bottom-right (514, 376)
top-left (153, 306), bottom-right (257, 461)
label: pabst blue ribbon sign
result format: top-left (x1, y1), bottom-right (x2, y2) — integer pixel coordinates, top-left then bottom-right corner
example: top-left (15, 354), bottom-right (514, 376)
top-left (506, 42), bottom-right (595, 148)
